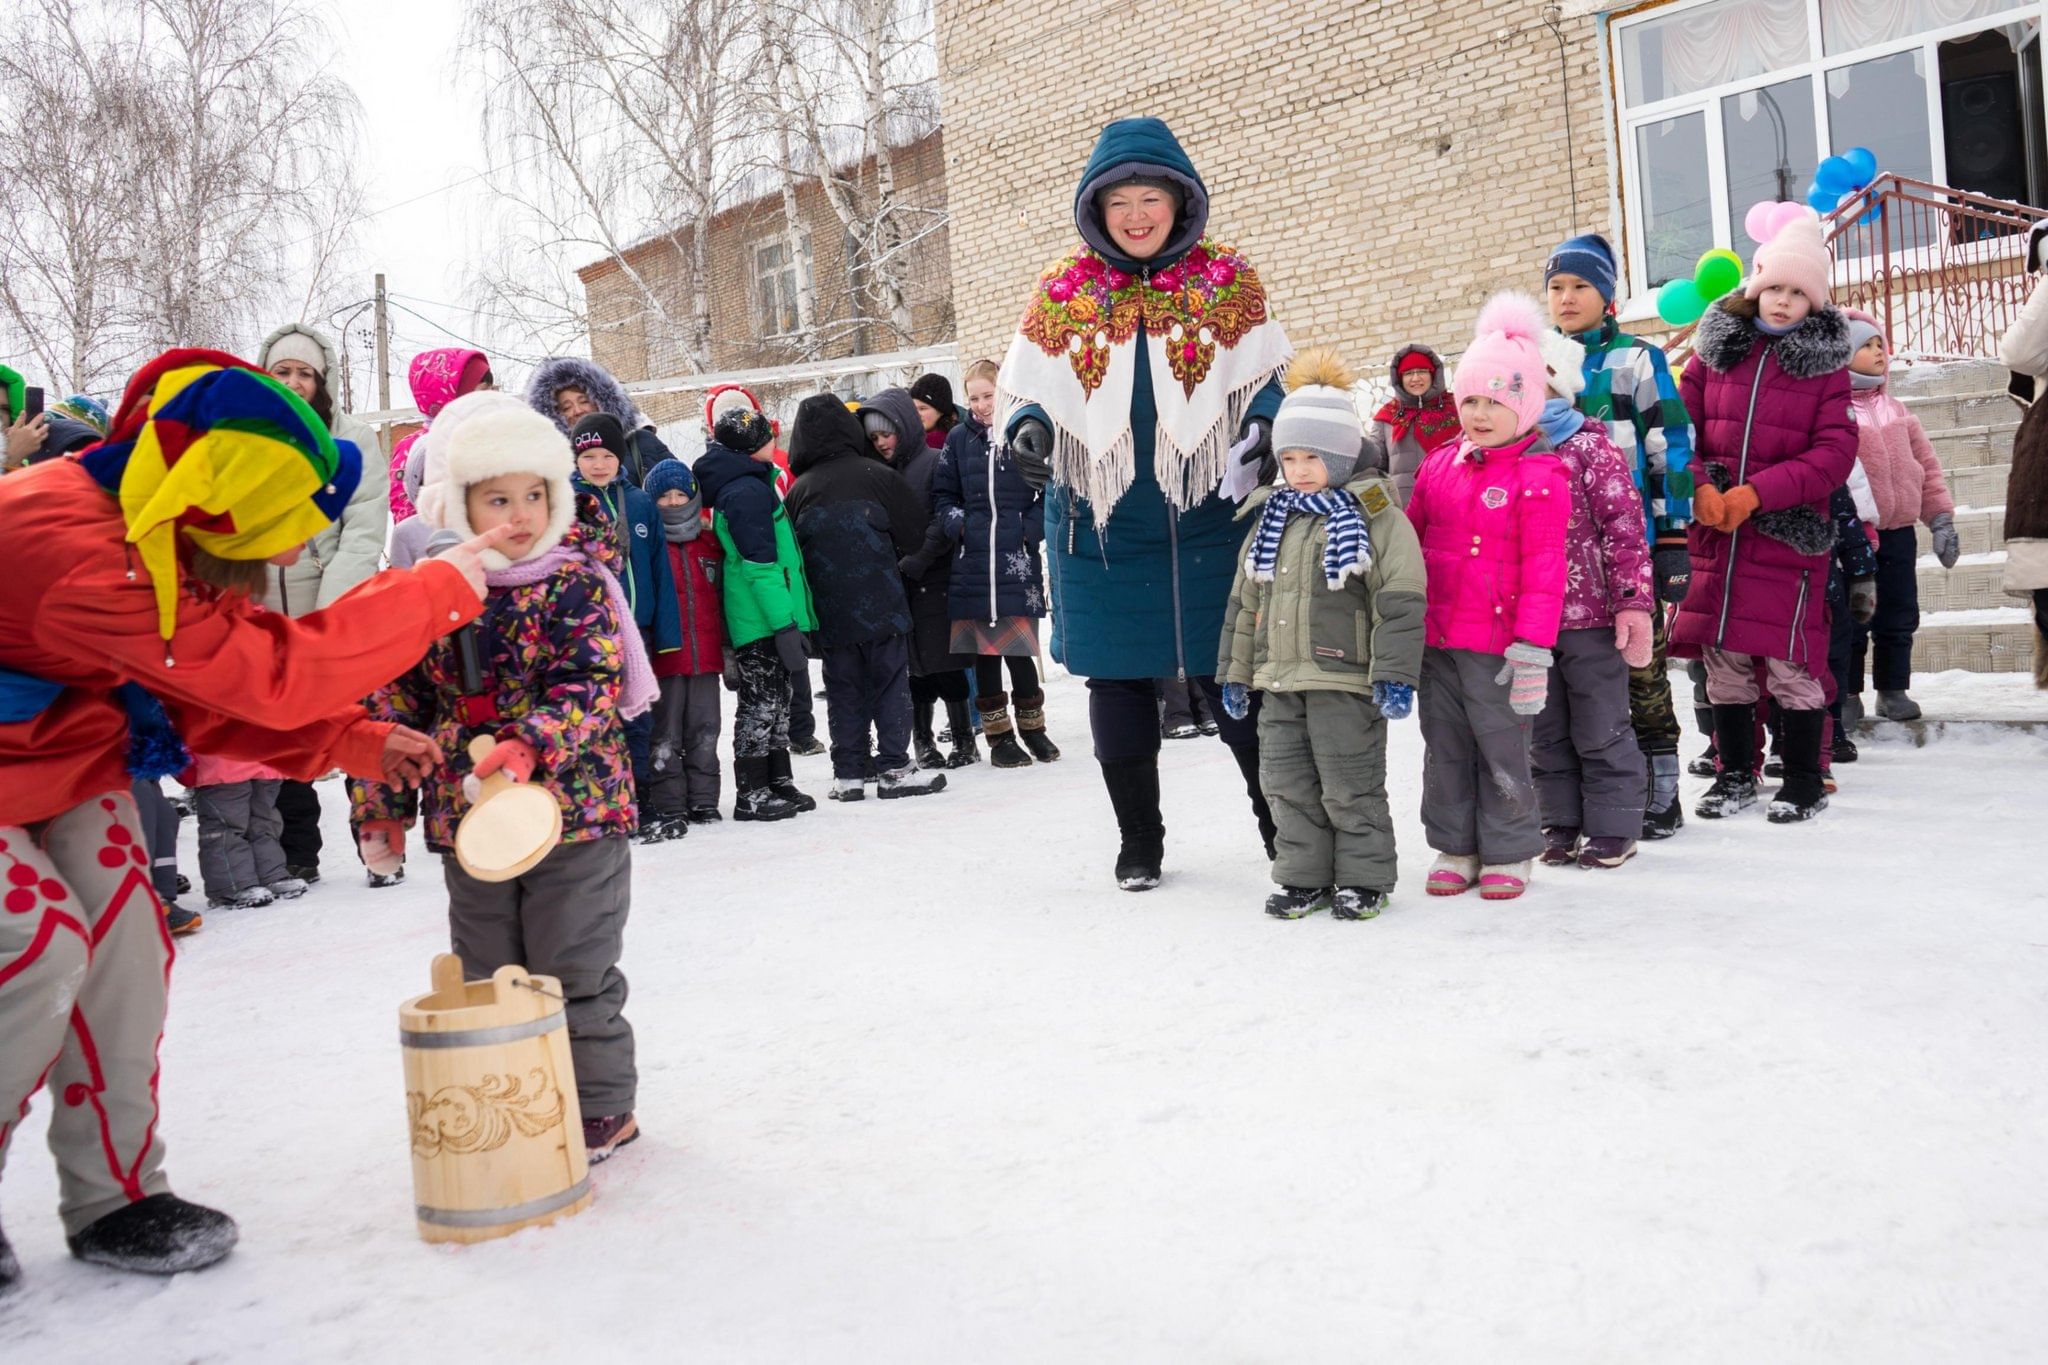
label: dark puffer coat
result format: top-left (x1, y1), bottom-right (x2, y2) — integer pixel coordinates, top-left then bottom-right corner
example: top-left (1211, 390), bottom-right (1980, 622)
top-left (784, 394), bottom-right (927, 648)
top-left (1670, 301), bottom-right (1857, 666)
top-left (865, 388), bottom-right (965, 674)
top-left (932, 415), bottom-right (1045, 625)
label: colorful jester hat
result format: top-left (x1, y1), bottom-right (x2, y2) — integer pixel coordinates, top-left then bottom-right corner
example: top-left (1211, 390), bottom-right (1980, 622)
top-left (83, 355), bottom-right (360, 655)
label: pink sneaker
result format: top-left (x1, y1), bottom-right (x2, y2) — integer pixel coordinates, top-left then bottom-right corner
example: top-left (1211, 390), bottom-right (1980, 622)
top-left (1426, 854), bottom-right (1479, 896)
top-left (1478, 861), bottom-right (1532, 900)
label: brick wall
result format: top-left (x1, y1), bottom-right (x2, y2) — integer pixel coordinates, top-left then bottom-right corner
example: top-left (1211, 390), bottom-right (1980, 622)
top-left (935, 2), bottom-right (1620, 377)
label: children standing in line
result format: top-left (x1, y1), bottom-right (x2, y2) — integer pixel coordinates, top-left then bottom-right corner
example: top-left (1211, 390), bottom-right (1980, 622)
top-left (1544, 232), bottom-right (1696, 841)
top-left (1407, 294), bottom-right (1571, 901)
top-left (641, 457), bottom-right (728, 836)
top-left (783, 393), bottom-right (948, 801)
top-left (353, 402), bottom-right (655, 1162)
top-left (191, 751), bottom-right (306, 909)
top-left (694, 404), bottom-right (819, 820)
top-left (1367, 344), bottom-right (1461, 506)
top-left (1839, 308), bottom-right (1960, 724)
top-left (1217, 348), bottom-right (1426, 920)
top-left (1530, 331), bottom-right (1656, 871)
top-left (1671, 209), bottom-right (1858, 824)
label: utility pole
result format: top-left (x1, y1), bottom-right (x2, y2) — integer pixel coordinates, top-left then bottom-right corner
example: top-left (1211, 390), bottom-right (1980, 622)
top-left (373, 272), bottom-right (391, 457)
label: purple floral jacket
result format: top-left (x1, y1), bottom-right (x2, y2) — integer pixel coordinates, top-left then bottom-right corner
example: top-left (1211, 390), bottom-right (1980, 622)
top-left (1554, 422), bottom-right (1654, 632)
top-left (351, 500), bottom-right (636, 851)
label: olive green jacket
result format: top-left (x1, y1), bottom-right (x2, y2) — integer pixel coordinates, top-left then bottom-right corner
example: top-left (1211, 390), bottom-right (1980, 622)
top-left (1217, 472), bottom-right (1427, 697)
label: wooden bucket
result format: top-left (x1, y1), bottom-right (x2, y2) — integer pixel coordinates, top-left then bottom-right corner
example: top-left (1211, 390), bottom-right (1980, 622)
top-left (399, 954), bottom-right (592, 1244)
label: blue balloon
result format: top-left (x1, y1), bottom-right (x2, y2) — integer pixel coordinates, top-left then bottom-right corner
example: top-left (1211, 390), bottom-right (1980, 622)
top-left (1807, 183), bottom-right (1842, 214)
top-left (1843, 146), bottom-right (1879, 185)
top-left (1815, 156), bottom-right (1858, 194)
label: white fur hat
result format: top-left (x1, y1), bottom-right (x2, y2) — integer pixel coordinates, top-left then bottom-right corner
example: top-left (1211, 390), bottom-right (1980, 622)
top-left (412, 391), bottom-right (527, 529)
top-left (429, 401), bottom-right (576, 570)
top-left (1538, 328), bottom-right (1588, 399)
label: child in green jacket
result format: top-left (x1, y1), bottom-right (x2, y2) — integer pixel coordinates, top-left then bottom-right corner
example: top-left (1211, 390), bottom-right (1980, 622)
top-left (1218, 349), bottom-right (1428, 920)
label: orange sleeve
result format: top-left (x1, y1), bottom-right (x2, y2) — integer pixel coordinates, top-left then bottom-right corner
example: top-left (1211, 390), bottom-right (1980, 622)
top-left (36, 558), bottom-right (480, 733)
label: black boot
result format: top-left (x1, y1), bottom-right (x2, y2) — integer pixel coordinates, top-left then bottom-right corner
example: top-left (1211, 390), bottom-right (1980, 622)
top-left (1767, 708), bottom-right (1830, 823)
top-left (912, 697), bottom-right (946, 771)
top-left (766, 749), bottom-right (816, 813)
top-left (981, 691), bottom-right (1033, 768)
top-left (0, 1213), bottom-right (19, 1296)
top-left (1696, 703), bottom-right (1759, 819)
top-left (942, 696), bottom-right (980, 768)
top-left (67, 1194), bottom-right (238, 1276)
top-left (1100, 756), bottom-right (1164, 891)
top-left (1688, 706), bottom-right (1719, 776)
top-left (732, 756), bottom-right (799, 822)
top-left (1225, 739), bottom-right (1278, 861)
top-left (1015, 691), bottom-right (1062, 762)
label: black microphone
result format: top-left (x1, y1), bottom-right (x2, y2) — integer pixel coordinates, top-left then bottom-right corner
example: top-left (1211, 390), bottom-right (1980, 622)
top-left (424, 528), bottom-right (485, 697)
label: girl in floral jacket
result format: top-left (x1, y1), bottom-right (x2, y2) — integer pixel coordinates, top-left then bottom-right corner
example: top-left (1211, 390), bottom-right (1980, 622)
top-left (1530, 332), bottom-right (1655, 871)
top-left (352, 403), bottom-right (657, 1164)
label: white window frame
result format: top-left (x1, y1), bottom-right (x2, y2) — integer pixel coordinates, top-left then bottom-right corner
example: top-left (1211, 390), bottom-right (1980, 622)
top-left (752, 234), bottom-right (811, 339)
top-left (1607, 0), bottom-right (2047, 321)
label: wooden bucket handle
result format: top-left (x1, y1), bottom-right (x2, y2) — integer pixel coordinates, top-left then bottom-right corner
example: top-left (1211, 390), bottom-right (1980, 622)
top-left (429, 951), bottom-right (466, 999)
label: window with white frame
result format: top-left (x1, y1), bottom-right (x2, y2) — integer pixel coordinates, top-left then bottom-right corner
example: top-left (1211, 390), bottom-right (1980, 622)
top-left (1610, 0), bottom-right (2047, 296)
top-left (753, 235), bottom-right (811, 337)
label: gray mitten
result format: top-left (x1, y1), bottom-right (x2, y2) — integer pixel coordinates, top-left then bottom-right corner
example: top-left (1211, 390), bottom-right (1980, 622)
top-left (1928, 511), bottom-right (1960, 569)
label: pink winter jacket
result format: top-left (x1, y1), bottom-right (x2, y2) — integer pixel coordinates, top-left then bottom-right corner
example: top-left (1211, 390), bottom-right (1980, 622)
top-left (1850, 387), bottom-right (1953, 531)
top-left (1552, 421), bottom-right (1654, 631)
top-left (1406, 429), bottom-right (1572, 654)
top-left (388, 347), bottom-right (488, 524)
top-left (188, 753), bottom-right (286, 786)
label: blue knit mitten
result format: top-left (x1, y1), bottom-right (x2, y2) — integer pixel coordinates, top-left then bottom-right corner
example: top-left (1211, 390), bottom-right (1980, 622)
top-left (1220, 682), bottom-right (1250, 720)
top-left (1373, 681), bottom-right (1414, 721)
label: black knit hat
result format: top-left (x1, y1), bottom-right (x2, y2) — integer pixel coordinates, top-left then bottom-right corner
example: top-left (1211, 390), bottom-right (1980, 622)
top-left (570, 411), bottom-right (627, 459)
top-left (909, 373), bottom-right (955, 421)
top-left (713, 406), bottom-right (772, 456)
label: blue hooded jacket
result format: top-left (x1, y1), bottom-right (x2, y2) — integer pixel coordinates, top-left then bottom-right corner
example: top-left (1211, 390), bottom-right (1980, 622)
top-left (1012, 118), bottom-right (1284, 680)
top-left (572, 473), bottom-right (682, 656)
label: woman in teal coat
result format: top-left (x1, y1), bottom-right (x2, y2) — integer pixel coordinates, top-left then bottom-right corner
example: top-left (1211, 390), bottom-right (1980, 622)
top-left (998, 117), bottom-right (1292, 891)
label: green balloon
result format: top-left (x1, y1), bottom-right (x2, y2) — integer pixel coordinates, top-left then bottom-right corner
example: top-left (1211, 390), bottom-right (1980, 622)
top-left (1693, 251), bottom-right (1744, 301)
top-left (1657, 278), bottom-right (1707, 327)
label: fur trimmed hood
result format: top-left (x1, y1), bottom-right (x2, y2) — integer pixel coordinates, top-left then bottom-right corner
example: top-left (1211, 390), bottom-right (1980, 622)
top-left (1385, 344), bottom-right (1445, 404)
top-left (525, 355), bottom-right (645, 435)
top-left (1692, 300), bottom-right (1851, 380)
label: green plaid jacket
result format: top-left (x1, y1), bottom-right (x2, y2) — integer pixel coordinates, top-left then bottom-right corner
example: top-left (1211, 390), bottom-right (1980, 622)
top-left (1570, 319), bottom-right (1694, 545)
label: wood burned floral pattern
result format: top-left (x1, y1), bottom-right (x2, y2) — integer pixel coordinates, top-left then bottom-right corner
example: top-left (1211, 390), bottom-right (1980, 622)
top-left (408, 1068), bottom-right (567, 1158)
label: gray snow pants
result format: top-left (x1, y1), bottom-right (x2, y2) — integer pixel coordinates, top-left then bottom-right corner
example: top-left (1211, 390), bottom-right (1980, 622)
top-left (1419, 647), bottom-right (1542, 865)
top-left (647, 672), bottom-right (723, 815)
top-left (194, 779), bottom-right (286, 898)
top-left (1532, 628), bottom-right (1648, 839)
top-left (444, 835), bottom-right (637, 1116)
top-left (1258, 689), bottom-right (1396, 891)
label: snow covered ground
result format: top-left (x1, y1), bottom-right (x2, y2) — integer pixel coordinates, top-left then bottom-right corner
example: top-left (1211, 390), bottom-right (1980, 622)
top-left (4, 672), bottom-right (2047, 1362)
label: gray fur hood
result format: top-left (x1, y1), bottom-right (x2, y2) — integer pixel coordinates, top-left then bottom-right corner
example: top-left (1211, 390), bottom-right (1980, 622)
top-left (525, 355), bottom-right (646, 435)
top-left (1692, 301), bottom-right (1851, 379)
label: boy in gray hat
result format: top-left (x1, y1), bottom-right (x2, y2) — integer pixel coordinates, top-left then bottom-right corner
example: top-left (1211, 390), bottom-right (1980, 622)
top-left (1216, 348), bottom-right (1427, 920)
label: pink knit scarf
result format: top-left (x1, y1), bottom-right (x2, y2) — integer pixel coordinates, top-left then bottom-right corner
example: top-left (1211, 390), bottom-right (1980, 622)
top-left (485, 543), bottom-right (658, 719)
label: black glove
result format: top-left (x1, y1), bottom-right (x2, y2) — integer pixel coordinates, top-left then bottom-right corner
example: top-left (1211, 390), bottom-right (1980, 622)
top-left (1653, 544), bottom-right (1691, 605)
top-left (721, 648), bottom-right (740, 693)
top-left (773, 625), bottom-right (808, 675)
top-left (1237, 416), bottom-right (1274, 485)
top-left (899, 554), bottom-right (929, 579)
top-left (1011, 417), bottom-right (1052, 493)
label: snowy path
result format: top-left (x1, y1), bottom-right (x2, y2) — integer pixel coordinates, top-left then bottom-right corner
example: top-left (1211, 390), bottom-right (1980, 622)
top-left (4, 674), bottom-right (2047, 1362)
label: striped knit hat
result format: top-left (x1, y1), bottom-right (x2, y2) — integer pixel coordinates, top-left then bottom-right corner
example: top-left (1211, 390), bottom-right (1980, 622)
top-left (1271, 347), bottom-right (1363, 484)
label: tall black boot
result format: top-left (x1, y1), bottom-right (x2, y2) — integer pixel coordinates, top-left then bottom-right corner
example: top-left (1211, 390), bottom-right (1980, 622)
top-left (1689, 706), bottom-right (1720, 776)
top-left (1767, 708), bottom-right (1829, 823)
top-left (733, 756), bottom-right (799, 822)
top-left (1015, 691), bottom-right (1062, 763)
top-left (1100, 756), bottom-right (1164, 891)
top-left (1225, 740), bottom-right (1278, 861)
top-left (766, 749), bottom-right (815, 813)
top-left (942, 696), bottom-right (981, 768)
top-left (912, 696), bottom-right (946, 770)
top-left (1696, 703), bottom-right (1759, 819)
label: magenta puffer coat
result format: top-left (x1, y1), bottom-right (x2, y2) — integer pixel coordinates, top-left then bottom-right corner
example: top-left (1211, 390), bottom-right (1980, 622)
top-left (1671, 303), bottom-right (1857, 665)
top-left (1552, 421), bottom-right (1654, 631)
top-left (1406, 429), bottom-right (1571, 654)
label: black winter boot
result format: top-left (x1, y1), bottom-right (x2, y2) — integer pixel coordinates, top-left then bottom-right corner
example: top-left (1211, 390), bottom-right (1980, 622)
top-left (980, 691), bottom-right (1033, 768)
top-left (912, 697), bottom-right (946, 771)
top-left (766, 749), bottom-right (816, 812)
top-left (1100, 756), bottom-right (1164, 891)
top-left (1264, 886), bottom-right (1332, 919)
top-left (733, 757), bottom-right (799, 822)
top-left (67, 1194), bottom-right (238, 1276)
top-left (1696, 703), bottom-right (1759, 819)
top-left (0, 1213), bottom-right (19, 1296)
top-left (942, 697), bottom-right (981, 768)
top-left (1688, 706), bottom-right (1719, 776)
top-left (1014, 692), bottom-right (1062, 762)
top-left (1225, 739), bottom-right (1279, 861)
top-left (1767, 708), bottom-right (1830, 823)
top-left (1641, 753), bottom-right (1685, 839)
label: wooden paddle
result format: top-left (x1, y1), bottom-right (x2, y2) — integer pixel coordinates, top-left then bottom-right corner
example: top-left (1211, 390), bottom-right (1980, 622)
top-left (454, 735), bottom-right (562, 883)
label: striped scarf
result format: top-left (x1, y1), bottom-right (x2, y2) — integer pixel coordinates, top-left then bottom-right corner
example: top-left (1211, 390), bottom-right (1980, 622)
top-left (1244, 488), bottom-right (1372, 590)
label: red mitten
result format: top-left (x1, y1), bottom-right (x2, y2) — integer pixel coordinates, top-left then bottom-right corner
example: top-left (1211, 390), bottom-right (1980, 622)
top-left (473, 738), bottom-right (539, 784)
top-left (1614, 610), bottom-right (1655, 670)
top-left (358, 820), bottom-right (406, 876)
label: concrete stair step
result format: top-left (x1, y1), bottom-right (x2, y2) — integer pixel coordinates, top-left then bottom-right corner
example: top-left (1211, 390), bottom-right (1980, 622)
top-left (1943, 461), bottom-right (2012, 507)
top-left (1910, 614), bottom-right (2036, 673)
top-left (1916, 506), bottom-right (2007, 555)
top-left (1928, 426), bottom-right (2015, 471)
top-left (1897, 389), bottom-right (2023, 431)
top-left (1887, 358), bottom-right (2010, 398)
top-left (1915, 555), bottom-right (2012, 612)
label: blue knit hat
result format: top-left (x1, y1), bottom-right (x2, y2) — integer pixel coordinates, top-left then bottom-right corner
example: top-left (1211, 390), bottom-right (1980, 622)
top-left (642, 457), bottom-right (697, 502)
top-left (1545, 233), bottom-right (1619, 306)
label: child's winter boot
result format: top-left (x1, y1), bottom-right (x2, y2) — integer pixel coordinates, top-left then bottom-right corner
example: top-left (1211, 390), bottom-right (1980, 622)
top-left (1642, 754), bottom-right (1685, 838)
top-left (1264, 886), bottom-right (1332, 919)
top-left (1541, 826), bottom-right (1581, 867)
top-left (1330, 887), bottom-right (1387, 920)
top-left (1478, 861), bottom-right (1533, 900)
top-left (827, 777), bottom-right (866, 802)
top-left (911, 697), bottom-right (946, 771)
top-left (583, 1112), bottom-right (640, 1163)
top-left (164, 903), bottom-right (202, 937)
top-left (67, 1194), bottom-right (238, 1277)
top-left (1767, 709), bottom-right (1830, 823)
top-left (979, 691), bottom-right (1033, 768)
top-left (733, 757), bottom-right (800, 821)
top-left (1426, 853), bottom-right (1480, 896)
top-left (942, 697), bottom-right (981, 768)
top-left (267, 876), bottom-right (310, 899)
top-left (1696, 704), bottom-right (1760, 819)
top-left (767, 749), bottom-right (816, 812)
top-left (1101, 757), bottom-right (1164, 891)
top-left (1875, 689), bottom-right (1922, 722)
top-left (1578, 836), bottom-right (1637, 868)
top-left (1688, 705), bottom-right (1720, 776)
top-left (878, 765), bottom-right (948, 799)
top-left (1015, 692), bottom-right (1062, 763)
top-left (206, 886), bottom-right (274, 910)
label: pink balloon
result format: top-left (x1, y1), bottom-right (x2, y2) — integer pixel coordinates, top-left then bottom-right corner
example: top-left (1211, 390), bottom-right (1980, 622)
top-left (1744, 201), bottom-right (1780, 244)
top-left (1768, 201), bottom-right (1813, 237)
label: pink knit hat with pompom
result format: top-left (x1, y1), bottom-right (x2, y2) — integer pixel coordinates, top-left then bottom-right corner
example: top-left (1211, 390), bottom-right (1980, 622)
top-left (1743, 209), bottom-right (1833, 304)
top-left (1453, 292), bottom-right (1548, 436)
